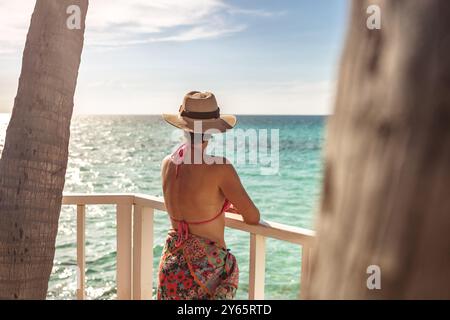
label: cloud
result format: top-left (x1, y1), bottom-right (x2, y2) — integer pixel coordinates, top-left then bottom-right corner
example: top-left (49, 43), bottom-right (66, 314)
top-left (222, 80), bottom-right (336, 115)
top-left (226, 7), bottom-right (287, 18)
top-left (148, 24), bottom-right (246, 43)
top-left (0, 1), bottom-right (35, 56)
top-left (73, 80), bottom-right (336, 115)
top-left (0, 0), bottom-right (278, 54)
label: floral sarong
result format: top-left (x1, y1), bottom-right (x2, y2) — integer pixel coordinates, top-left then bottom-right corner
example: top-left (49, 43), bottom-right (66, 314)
top-left (157, 229), bottom-right (239, 300)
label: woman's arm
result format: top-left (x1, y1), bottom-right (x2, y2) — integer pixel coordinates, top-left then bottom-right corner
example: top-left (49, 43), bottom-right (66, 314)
top-left (219, 163), bottom-right (260, 225)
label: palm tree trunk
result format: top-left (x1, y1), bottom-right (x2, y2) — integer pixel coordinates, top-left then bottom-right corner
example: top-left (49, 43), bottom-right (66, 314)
top-left (308, 0), bottom-right (450, 299)
top-left (0, 0), bottom-right (88, 299)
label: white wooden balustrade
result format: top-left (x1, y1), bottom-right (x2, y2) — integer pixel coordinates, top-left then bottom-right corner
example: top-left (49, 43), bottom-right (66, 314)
top-left (61, 193), bottom-right (316, 300)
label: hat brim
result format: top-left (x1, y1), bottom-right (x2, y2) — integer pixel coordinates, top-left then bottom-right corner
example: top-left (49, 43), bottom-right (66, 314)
top-left (162, 114), bottom-right (237, 133)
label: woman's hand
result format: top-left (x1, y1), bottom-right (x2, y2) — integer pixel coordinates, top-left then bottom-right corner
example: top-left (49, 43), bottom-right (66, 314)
top-left (219, 164), bottom-right (260, 225)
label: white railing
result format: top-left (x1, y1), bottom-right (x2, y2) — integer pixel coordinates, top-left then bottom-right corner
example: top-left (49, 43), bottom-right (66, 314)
top-left (62, 193), bottom-right (316, 300)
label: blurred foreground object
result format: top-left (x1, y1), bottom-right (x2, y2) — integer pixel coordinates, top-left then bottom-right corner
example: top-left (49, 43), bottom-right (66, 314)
top-left (308, 0), bottom-right (450, 299)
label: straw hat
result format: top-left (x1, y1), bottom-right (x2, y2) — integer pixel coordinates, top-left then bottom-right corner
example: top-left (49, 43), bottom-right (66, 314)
top-left (162, 91), bottom-right (236, 133)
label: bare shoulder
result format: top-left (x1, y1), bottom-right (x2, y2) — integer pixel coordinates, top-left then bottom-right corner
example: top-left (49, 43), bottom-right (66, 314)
top-left (161, 155), bottom-right (171, 170)
top-left (204, 155), bottom-right (231, 166)
top-left (207, 156), bottom-right (236, 175)
top-left (162, 154), bottom-right (171, 164)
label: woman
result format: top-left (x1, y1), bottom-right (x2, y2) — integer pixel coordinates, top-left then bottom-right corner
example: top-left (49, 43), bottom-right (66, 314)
top-left (157, 91), bottom-right (260, 300)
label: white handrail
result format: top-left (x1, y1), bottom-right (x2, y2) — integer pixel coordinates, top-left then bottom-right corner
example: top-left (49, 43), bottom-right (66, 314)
top-left (61, 193), bottom-right (316, 300)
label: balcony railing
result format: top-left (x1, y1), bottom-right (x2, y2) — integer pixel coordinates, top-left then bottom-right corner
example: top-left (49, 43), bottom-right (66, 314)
top-left (61, 193), bottom-right (316, 300)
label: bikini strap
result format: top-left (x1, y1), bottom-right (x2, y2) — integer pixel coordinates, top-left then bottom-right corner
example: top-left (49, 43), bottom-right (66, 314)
top-left (170, 199), bottom-right (230, 225)
top-left (168, 143), bottom-right (232, 246)
top-left (185, 208), bottom-right (223, 225)
top-left (174, 221), bottom-right (189, 248)
top-left (171, 143), bottom-right (186, 179)
top-left (171, 200), bottom-right (229, 247)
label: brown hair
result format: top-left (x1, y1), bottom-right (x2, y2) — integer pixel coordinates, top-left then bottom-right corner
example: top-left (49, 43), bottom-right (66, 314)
top-left (185, 131), bottom-right (211, 144)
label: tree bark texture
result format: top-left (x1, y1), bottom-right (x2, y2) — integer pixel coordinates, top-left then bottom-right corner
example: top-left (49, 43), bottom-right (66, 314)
top-left (0, 0), bottom-right (88, 299)
top-left (308, 0), bottom-right (450, 299)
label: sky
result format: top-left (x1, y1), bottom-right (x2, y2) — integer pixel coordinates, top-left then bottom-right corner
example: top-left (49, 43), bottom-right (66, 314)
top-left (0, 0), bottom-right (349, 115)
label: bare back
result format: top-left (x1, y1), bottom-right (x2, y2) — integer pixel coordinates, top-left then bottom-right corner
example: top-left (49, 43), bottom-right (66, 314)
top-left (162, 154), bottom-right (228, 246)
top-left (161, 146), bottom-right (260, 248)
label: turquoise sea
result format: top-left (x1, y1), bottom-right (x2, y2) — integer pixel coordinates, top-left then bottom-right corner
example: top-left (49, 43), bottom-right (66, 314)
top-left (0, 115), bottom-right (326, 299)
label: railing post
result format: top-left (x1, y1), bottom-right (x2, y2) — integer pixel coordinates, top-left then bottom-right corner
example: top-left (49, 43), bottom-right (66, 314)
top-left (63, 194), bottom-right (317, 301)
top-left (133, 205), bottom-right (154, 300)
top-left (248, 233), bottom-right (266, 299)
top-left (116, 204), bottom-right (133, 299)
top-left (76, 205), bottom-right (86, 300)
top-left (300, 246), bottom-right (311, 299)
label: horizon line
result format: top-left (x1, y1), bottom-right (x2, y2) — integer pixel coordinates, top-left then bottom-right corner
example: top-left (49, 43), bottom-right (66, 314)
top-left (0, 112), bottom-right (331, 116)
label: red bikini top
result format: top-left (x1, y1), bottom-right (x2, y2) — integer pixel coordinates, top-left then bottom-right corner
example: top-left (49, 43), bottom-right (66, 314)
top-left (168, 143), bottom-right (231, 247)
